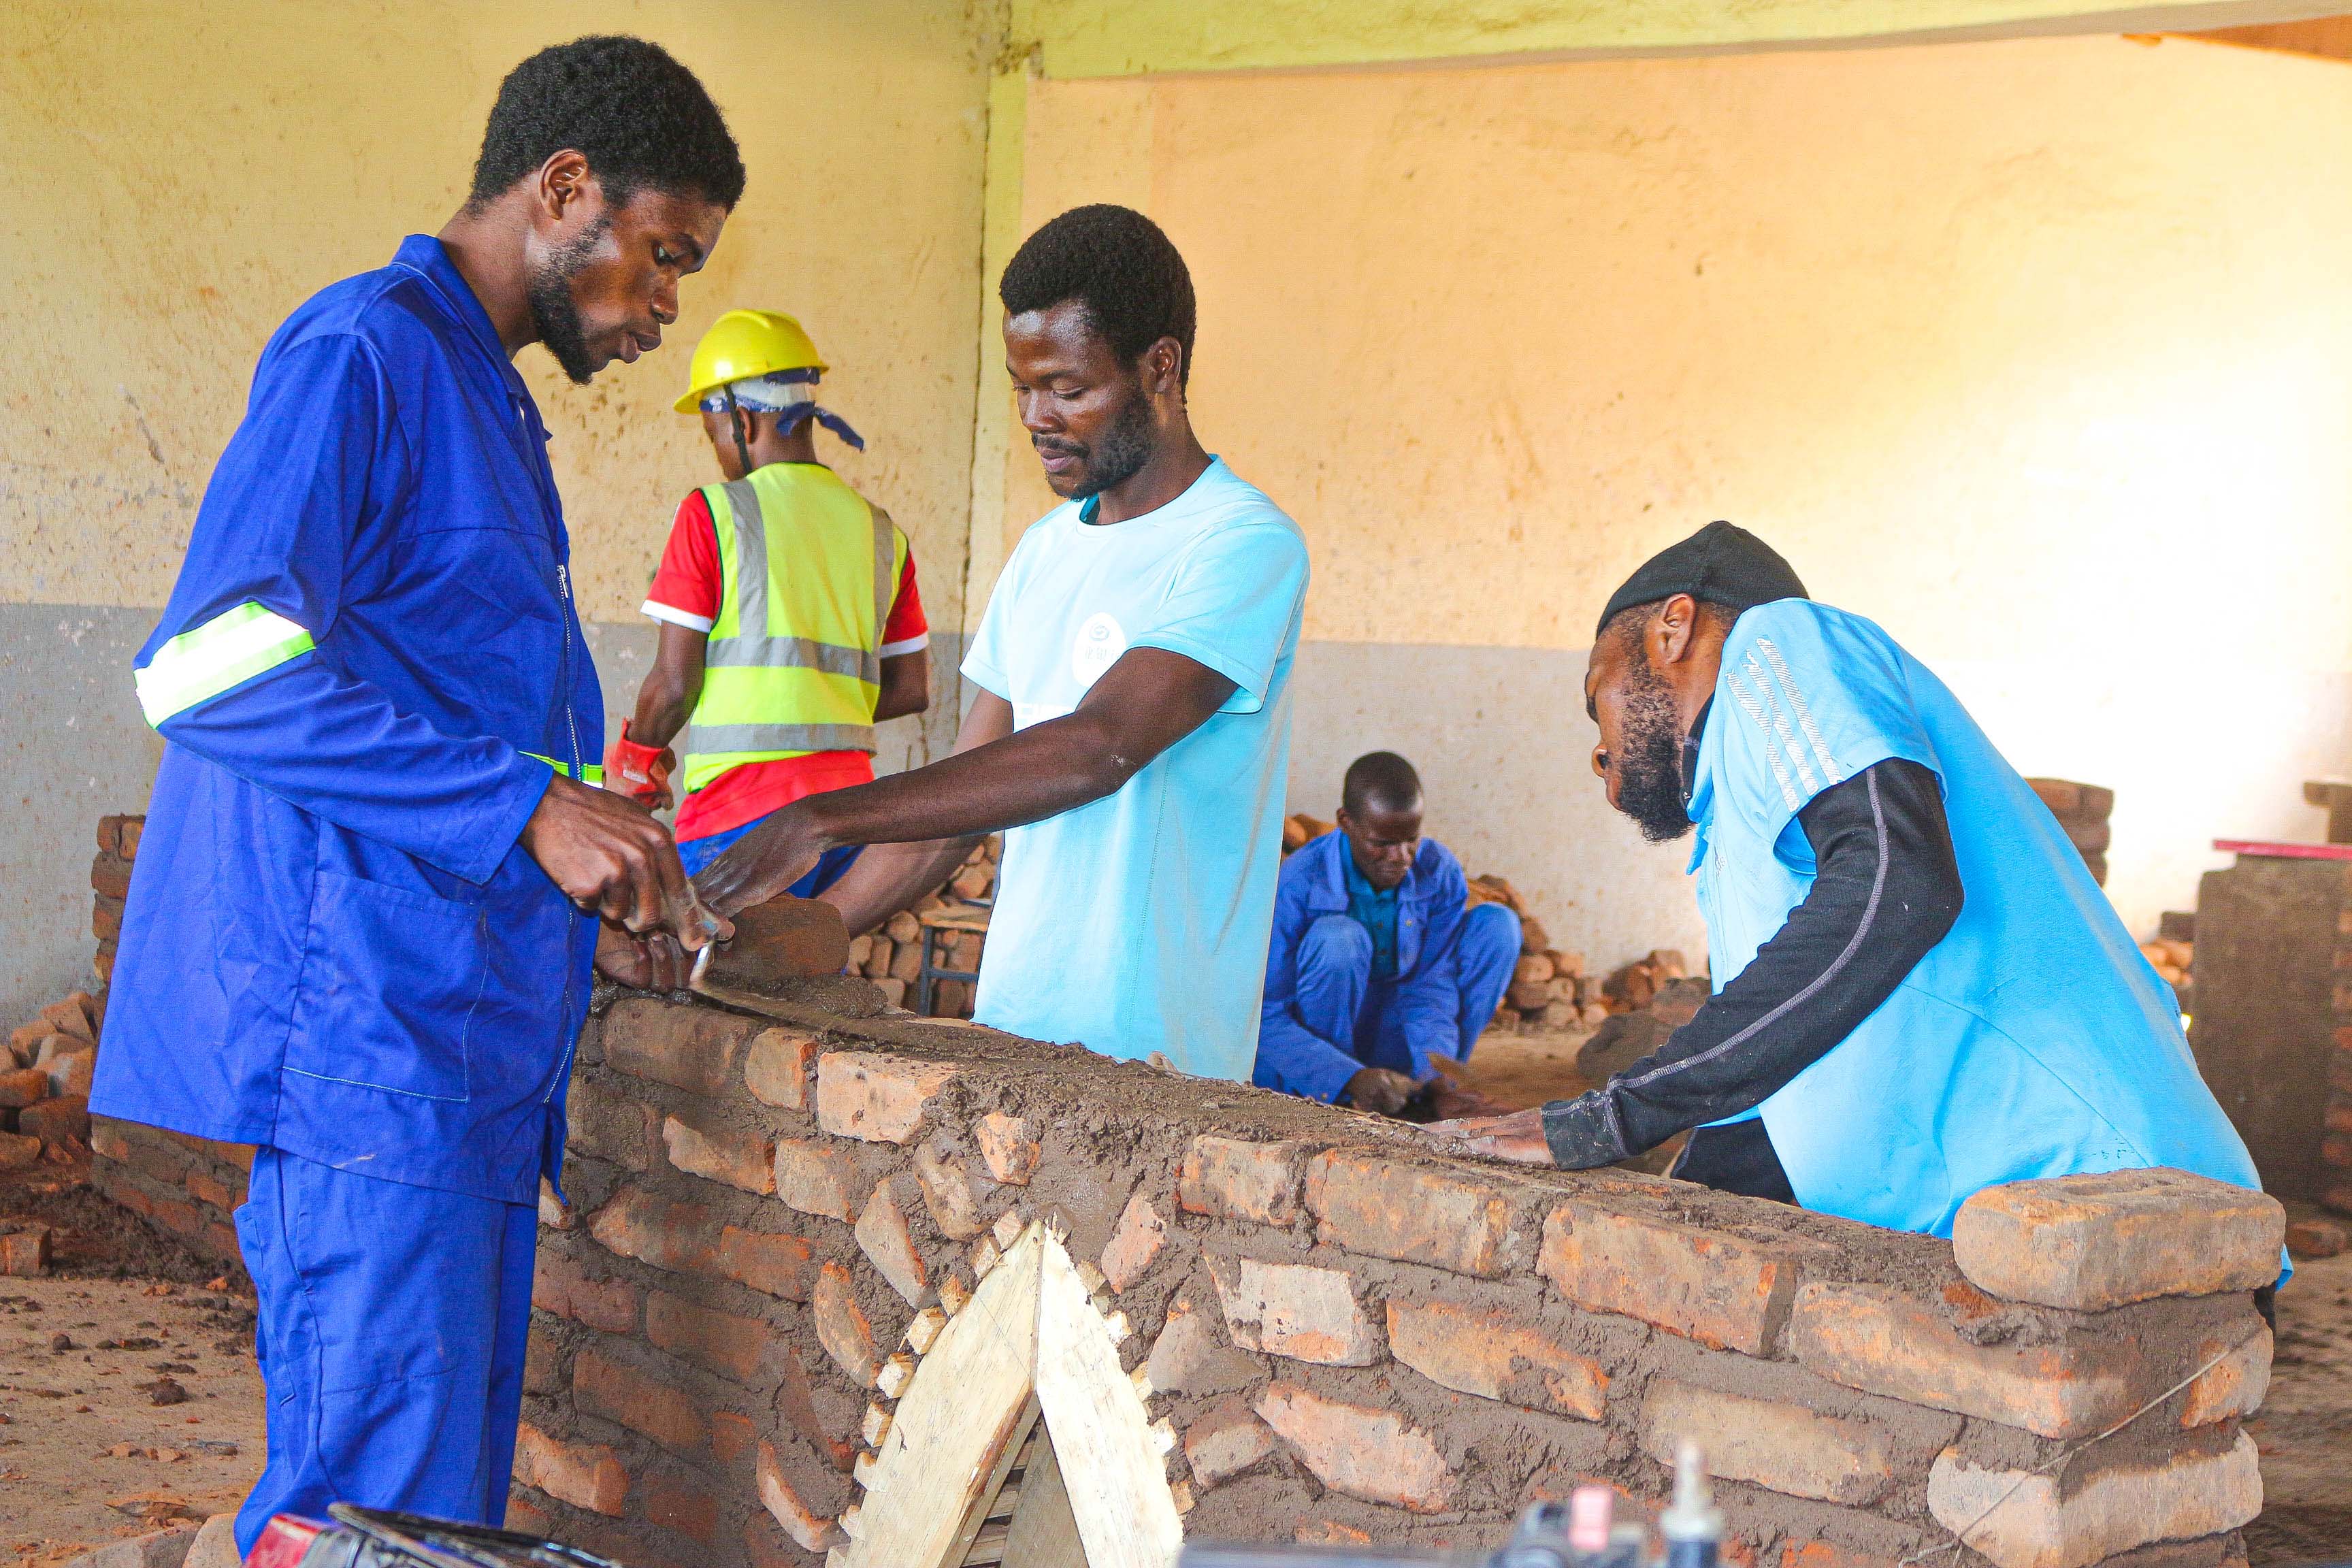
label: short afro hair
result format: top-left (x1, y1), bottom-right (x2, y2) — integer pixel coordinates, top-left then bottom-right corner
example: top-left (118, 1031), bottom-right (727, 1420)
top-left (1000, 204), bottom-right (1196, 386)
top-left (1342, 751), bottom-right (1422, 817)
top-left (469, 36), bottom-right (745, 211)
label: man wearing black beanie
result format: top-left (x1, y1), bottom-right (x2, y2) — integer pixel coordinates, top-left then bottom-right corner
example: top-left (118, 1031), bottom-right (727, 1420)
top-left (1431, 523), bottom-right (2265, 1242)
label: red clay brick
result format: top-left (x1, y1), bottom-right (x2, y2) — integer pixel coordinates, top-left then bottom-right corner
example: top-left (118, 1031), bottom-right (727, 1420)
top-left (1539, 1201), bottom-right (1806, 1355)
top-left (1951, 1170), bottom-right (2284, 1311)
top-left (813, 1261), bottom-right (879, 1386)
top-left (1788, 1281), bottom-right (2143, 1440)
top-left (711, 1409), bottom-right (756, 1467)
top-left (0, 1068), bottom-right (51, 1109)
top-left (1385, 1297), bottom-right (1608, 1420)
top-left (1254, 1382), bottom-right (1456, 1512)
top-left (975, 1112), bottom-right (1041, 1185)
top-left (662, 1111), bottom-right (774, 1194)
top-left (1306, 1149), bottom-right (1529, 1276)
top-left (513, 1422), bottom-right (627, 1516)
top-left (715, 1223), bottom-right (819, 1301)
top-left (647, 1290), bottom-right (771, 1383)
top-left (524, 1327), bottom-right (563, 1396)
top-left (744, 1028), bottom-right (823, 1111)
top-left (641, 1466), bottom-right (719, 1544)
top-left (566, 1080), bottom-right (659, 1173)
top-left (605, 998), bottom-right (755, 1096)
top-left (1100, 1191), bottom-right (1169, 1293)
top-left (757, 1440), bottom-right (845, 1552)
top-left (534, 1247), bottom-right (642, 1335)
top-left (774, 1139), bottom-right (864, 1222)
top-left (1143, 1291), bottom-right (1263, 1396)
top-left (853, 1177), bottom-right (930, 1307)
top-left (2180, 1322), bottom-right (2272, 1427)
top-left (1927, 1433), bottom-right (2260, 1568)
top-left (1208, 1255), bottom-right (1380, 1366)
top-left (20, 1095), bottom-right (91, 1149)
top-left (1185, 1398), bottom-right (1277, 1486)
top-left (587, 1187), bottom-right (717, 1275)
top-left (573, 1348), bottom-right (708, 1456)
top-left (1179, 1136), bottom-right (1307, 1225)
top-left (1642, 1377), bottom-right (1895, 1505)
top-left (815, 1051), bottom-right (960, 1144)
top-left (91, 851), bottom-right (133, 902)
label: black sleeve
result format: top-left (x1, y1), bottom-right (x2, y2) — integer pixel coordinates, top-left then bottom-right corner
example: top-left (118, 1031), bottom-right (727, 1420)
top-left (1541, 757), bottom-right (1965, 1169)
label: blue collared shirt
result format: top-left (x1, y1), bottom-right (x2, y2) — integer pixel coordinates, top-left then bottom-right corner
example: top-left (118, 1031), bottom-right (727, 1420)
top-left (93, 235), bottom-right (601, 1205)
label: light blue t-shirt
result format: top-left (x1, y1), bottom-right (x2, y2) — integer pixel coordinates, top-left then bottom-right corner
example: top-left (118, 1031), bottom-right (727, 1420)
top-left (961, 459), bottom-right (1310, 1080)
top-left (1690, 599), bottom-right (2264, 1237)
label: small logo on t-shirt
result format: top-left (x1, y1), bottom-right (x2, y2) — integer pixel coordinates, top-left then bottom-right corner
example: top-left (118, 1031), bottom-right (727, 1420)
top-left (1071, 611), bottom-right (1128, 685)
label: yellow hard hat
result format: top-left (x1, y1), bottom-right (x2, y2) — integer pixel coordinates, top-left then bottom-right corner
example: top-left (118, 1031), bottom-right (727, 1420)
top-left (674, 310), bottom-right (828, 414)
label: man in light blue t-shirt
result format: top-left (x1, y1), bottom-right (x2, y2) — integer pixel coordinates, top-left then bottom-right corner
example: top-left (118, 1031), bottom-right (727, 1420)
top-left (696, 205), bottom-right (1309, 1080)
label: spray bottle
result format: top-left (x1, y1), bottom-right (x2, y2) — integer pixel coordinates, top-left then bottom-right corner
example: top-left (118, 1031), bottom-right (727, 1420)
top-left (1657, 1441), bottom-right (1725, 1568)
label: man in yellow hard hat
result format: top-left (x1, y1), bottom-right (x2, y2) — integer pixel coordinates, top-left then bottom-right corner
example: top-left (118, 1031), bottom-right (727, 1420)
top-left (606, 309), bottom-right (930, 886)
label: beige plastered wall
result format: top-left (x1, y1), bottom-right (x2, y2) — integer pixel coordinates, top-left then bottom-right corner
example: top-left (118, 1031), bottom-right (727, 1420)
top-left (1000, 32), bottom-right (2352, 961)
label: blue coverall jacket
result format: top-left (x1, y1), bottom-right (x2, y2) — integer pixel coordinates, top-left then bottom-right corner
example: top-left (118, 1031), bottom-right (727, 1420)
top-left (91, 235), bottom-right (600, 1206)
top-left (1256, 832), bottom-right (1473, 1100)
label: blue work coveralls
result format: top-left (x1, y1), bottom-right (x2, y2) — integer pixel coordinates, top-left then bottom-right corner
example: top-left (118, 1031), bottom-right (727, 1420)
top-left (1254, 832), bottom-right (1521, 1101)
top-left (90, 236), bottom-right (600, 1549)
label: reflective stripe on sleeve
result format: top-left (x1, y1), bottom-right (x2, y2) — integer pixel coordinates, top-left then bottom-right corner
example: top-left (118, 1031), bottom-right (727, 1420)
top-left (523, 752), bottom-right (606, 786)
top-left (134, 602), bottom-right (316, 726)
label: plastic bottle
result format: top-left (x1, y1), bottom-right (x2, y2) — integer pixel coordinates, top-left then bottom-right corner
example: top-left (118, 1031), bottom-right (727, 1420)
top-left (1659, 1441), bottom-right (1725, 1568)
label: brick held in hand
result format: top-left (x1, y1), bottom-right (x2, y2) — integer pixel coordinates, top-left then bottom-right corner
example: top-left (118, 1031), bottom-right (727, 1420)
top-left (697, 897), bottom-right (851, 994)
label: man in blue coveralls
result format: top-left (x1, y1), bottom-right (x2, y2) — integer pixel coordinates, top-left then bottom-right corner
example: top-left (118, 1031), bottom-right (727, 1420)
top-left (1254, 752), bottom-right (1522, 1115)
top-left (1435, 522), bottom-right (2264, 1241)
top-left (90, 38), bottom-right (742, 1546)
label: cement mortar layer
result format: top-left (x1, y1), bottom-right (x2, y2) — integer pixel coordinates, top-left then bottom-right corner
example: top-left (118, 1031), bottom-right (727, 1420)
top-left (517, 984), bottom-right (2274, 1568)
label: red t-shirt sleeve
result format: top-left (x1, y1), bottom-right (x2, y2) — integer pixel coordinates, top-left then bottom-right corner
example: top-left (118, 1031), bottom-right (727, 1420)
top-left (642, 491), bottom-right (721, 631)
top-left (881, 548), bottom-right (929, 655)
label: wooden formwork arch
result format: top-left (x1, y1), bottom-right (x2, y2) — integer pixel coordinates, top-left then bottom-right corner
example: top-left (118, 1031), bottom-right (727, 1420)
top-left (840, 1220), bottom-right (1184, 1568)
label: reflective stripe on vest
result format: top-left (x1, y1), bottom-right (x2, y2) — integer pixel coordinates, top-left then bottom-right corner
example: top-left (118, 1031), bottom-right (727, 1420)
top-left (683, 463), bottom-right (903, 793)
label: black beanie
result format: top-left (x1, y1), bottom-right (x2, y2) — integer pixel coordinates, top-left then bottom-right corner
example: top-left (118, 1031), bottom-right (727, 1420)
top-left (1595, 521), bottom-right (1808, 638)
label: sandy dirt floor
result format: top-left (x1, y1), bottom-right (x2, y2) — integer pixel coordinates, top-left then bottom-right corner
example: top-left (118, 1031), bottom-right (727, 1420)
top-left (0, 1164), bottom-right (261, 1568)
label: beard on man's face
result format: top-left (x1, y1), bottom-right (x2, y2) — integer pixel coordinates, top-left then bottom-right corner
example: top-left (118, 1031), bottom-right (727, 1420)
top-left (1612, 657), bottom-right (1695, 843)
top-left (527, 218), bottom-right (611, 386)
top-left (1036, 381), bottom-right (1155, 500)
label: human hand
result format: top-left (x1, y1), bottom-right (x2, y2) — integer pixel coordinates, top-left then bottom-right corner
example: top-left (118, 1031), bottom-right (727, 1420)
top-left (593, 923), bottom-right (694, 991)
top-left (521, 773), bottom-right (721, 946)
top-left (1339, 1067), bottom-right (1420, 1117)
top-left (693, 801), bottom-right (826, 917)
top-left (1423, 1106), bottom-right (1552, 1165)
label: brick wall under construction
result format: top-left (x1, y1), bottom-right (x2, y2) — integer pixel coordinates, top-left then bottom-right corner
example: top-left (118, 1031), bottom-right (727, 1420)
top-left (517, 985), bottom-right (2283, 1568)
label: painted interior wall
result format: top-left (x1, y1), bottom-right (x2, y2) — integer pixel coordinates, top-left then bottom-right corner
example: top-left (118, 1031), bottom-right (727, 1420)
top-left (1001, 32), bottom-right (2352, 965)
top-left (0, 0), bottom-right (990, 1019)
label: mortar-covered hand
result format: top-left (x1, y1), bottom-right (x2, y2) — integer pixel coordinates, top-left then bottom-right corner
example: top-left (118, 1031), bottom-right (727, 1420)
top-left (693, 799), bottom-right (823, 917)
top-left (521, 773), bottom-right (719, 945)
top-left (1339, 1067), bottom-right (1420, 1117)
top-left (593, 924), bottom-right (693, 992)
top-left (1422, 1105), bottom-right (1552, 1165)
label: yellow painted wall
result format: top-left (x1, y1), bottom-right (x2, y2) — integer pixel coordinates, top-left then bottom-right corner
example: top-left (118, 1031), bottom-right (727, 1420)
top-left (1011, 0), bottom-right (2344, 77)
top-left (1004, 33), bottom-right (2352, 955)
top-left (2, 0), bottom-right (992, 628)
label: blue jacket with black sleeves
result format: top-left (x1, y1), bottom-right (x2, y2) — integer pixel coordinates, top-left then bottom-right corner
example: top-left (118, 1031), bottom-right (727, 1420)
top-left (1254, 831), bottom-right (1471, 1101)
top-left (91, 235), bottom-right (601, 1206)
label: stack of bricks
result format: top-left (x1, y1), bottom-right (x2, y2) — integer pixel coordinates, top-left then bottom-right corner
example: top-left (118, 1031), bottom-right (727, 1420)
top-left (80, 811), bottom-right (257, 1275)
top-left (519, 983), bottom-right (2278, 1568)
top-left (2028, 779), bottom-right (2114, 888)
top-left (1, 990), bottom-right (101, 1173)
top-left (2323, 866), bottom-right (2352, 1214)
top-left (93, 813), bottom-right (142, 985)
top-left (843, 836), bottom-right (996, 1018)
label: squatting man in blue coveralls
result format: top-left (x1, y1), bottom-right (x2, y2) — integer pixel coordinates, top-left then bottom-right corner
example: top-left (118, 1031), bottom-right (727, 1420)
top-left (1254, 751), bottom-right (1522, 1116)
top-left (1431, 522), bottom-right (2268, 1245)
top-left (91, 39), bottom-right (743, 1550)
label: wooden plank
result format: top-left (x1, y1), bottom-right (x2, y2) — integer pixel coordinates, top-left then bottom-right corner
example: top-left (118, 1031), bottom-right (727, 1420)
top-left (1034, 1235), bottom-right (1183, 1568)
top-left (946, 1403), bottom-right (1039, 1568)
top-left (1002, 1428), bottom-right (1090, 1568)
top-left (845, 1226), bottom-right (1042, 1568)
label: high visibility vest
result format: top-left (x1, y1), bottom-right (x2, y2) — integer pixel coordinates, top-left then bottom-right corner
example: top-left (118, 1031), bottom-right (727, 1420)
top-left (683, 462), bottom-right (906, 794)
